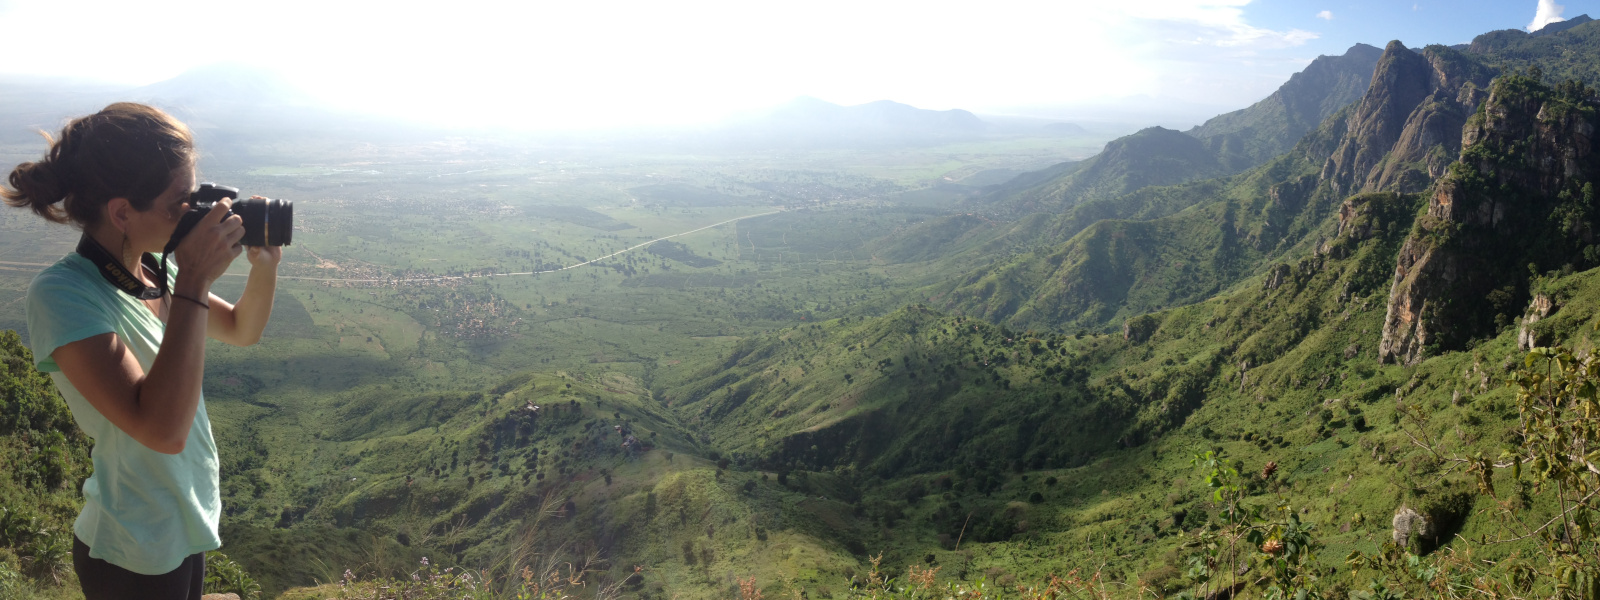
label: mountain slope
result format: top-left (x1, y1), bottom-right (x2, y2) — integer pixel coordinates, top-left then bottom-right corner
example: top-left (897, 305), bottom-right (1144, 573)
top-left (1322, 42), bottom-right (1495, 195)
top-left (650, 71), bottom-right (1600, 599)
top-left (966, 43), bottom-right (1382, 217)
top-left (932, 42), bottom-right (1494, 333)
top-left (1190, 43), bottom-right (1384, 171)
top-left (975, 126), bottom-right (1225, 215)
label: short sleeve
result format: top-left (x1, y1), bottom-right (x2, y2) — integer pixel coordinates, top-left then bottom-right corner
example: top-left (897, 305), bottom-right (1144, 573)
top-left (26, 270), bottom-right (116, 372)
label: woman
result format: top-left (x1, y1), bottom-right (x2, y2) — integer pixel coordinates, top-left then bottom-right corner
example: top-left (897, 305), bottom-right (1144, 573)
top-left (2, 103), bottom-right (280, 599)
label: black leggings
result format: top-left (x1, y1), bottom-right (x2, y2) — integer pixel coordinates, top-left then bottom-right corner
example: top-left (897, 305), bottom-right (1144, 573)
top-left (73, 536), bottom-right (205, 600)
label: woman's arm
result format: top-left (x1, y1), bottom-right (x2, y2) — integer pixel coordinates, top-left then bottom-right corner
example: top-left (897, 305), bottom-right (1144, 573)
top-left (52, 304), bottom-right (209, 454)
top-left (50, 201), bottom-right (242, 455)
top-left (207, 245), bottom-right (280, 346)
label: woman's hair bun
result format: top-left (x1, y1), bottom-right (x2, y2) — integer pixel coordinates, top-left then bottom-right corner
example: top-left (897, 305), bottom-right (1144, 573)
top-left (4, 152), bottom-right (72, 223)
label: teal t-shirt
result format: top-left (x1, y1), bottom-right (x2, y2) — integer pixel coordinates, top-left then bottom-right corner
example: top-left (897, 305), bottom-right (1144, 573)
top-left (25, 252), bottom-right (221, 576)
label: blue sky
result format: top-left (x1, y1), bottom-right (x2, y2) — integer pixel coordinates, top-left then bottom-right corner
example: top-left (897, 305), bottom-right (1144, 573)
top-left (0, 1), bottom-right (1590, 130)
top-left (1251, 0), bottom-right (1589, 54)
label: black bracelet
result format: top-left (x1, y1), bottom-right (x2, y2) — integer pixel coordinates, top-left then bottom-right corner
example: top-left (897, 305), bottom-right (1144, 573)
top-left (171, 292), bottom-right (210, 310)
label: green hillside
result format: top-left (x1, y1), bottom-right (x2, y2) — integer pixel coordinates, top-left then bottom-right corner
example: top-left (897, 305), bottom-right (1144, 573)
top-left (14, 19), bottom-right (1600, 600)
top-left (644, 72), bottom-right (1600, 597)
top-left (974, 126), bottom-right (1226, 215)
top-left (0, 330), bottom-right (90, 598)
top-left (926, 42), bottom-right (1495, 334)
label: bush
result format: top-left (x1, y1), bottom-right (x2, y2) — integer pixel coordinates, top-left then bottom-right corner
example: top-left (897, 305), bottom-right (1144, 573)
top-left (205, 551), bottom-right (262, 600)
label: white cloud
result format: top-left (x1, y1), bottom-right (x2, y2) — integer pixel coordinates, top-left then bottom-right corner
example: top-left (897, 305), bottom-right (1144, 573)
top-left (1530, 0), bottom-right (1567, 31)
top-left (1121, 0), bottom-right (1318, 49)
top-left (1316, 10), bottom-right (1333, 20)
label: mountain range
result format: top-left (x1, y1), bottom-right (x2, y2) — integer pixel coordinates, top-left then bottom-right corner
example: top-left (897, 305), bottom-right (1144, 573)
top-left (11, 14), bottom-right (1600, 600)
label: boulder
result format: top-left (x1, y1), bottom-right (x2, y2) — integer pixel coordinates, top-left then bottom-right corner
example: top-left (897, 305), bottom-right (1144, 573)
top-left (1392, 506), bottom-right (1431, 546)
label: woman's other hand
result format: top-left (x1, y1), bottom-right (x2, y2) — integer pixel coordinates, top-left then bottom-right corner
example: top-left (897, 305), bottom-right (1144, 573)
top-left (246, 246), bottom-right (282, 269)
top-left (244, 196), bottom-right (284, 270)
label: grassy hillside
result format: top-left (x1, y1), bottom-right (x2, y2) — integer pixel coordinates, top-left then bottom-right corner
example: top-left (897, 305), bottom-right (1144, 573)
top-left (644, 183), bottom-right (1600, 598)
top-left (926, 115), bottom-right (1341, 333)
top-left (973, 127), bottom-right (1226, 216)
top-left (0, 330), bottom-right (91, 599)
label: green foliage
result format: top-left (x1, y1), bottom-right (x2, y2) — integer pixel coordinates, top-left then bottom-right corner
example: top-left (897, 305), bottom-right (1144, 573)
top-left (327, 555), bottom-right (593, 600)
top-left (17, 34), bottom-right (1600, 599)
top-left (1183, 451), bottom-right (1327, 599)
top-left (205, 551), bottom-right (263, 600)
top-left (0, 330), bottom-right (88, 595)
top-left (1468, 20), bottom-right (1600, 89)
top-left (0, 330), bottom-right (80, 442)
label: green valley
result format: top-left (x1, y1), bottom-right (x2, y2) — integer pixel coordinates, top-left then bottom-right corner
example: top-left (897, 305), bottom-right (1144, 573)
top-left (12, 14), bottom-right (1600, 600)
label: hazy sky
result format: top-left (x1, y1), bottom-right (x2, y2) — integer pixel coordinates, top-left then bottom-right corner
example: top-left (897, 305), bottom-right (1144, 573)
top-left (0, 0), bottom-right (1590, 130)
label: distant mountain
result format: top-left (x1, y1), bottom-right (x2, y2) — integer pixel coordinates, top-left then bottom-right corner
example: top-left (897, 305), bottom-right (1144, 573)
top-left (1189, 43), bottom-right (1384, 171)
top-left (1039, 122), bottom-right (1089, 136)
top-left (713, 97), bottom-right (988, 147)
top-left (969, 43), bottom-right (1383, 216)
top-left (1533, 14), bottom-right (1594, 36)
top-left (129, 62), bottom-right (317, 110)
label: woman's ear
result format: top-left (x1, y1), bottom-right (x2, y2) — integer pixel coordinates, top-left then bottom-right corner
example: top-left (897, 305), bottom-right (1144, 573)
top-left (104, 197), bottom-right (133, 235)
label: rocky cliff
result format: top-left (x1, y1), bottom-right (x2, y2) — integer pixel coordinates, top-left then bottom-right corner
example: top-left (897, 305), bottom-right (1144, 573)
top-left (1379, 75), bottom-right (1600, 364)
top-left (1321, 42), bottom-right (1495, 195)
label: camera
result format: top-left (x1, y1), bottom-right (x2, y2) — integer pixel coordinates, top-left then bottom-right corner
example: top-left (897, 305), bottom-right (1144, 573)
top-left (167, 183), bottom-right (293, 252)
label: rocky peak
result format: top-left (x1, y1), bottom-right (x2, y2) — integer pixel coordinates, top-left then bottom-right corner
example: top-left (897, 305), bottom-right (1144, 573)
top-left (1320, 42), bottom-right (1496, 195)
top-left (1378, 75), bottom-right (1600, 365)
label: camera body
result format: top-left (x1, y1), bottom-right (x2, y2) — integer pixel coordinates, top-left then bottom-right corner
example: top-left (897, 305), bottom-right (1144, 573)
top-left (167, 183), bottom-right (293, 252)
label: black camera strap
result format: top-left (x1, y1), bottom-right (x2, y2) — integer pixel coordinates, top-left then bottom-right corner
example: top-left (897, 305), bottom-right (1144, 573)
top-left (76, 234), bottom-right (169, 300)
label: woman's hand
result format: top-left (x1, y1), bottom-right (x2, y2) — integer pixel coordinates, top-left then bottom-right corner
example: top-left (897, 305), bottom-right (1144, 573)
top-left (172, 199), bottom-right (243, 293)
top-left (244, 196), bottom-right (284, 270)
top-left (246, 245), bottom-right (282, 269)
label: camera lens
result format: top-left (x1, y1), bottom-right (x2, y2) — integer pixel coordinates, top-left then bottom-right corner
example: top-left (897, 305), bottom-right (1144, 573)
top-left (233, 198), bottom-right (294, 247)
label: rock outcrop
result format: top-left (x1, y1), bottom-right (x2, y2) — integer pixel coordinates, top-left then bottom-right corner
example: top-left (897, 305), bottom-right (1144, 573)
top-left (1518, 294), bottom-right (1557, 350)
top-left (1379, 75), bottom-right (1600, 364)
top-left (1320, 42), bottom-right (1495, 196)
top-left (1392, 506), bottom-right (1432, 546)
top-left (1124, 314), bottom-right (1159, 343)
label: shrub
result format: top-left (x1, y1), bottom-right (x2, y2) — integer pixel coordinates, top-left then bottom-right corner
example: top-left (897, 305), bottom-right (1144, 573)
top-left (204, 551), bottom-right (262, 600)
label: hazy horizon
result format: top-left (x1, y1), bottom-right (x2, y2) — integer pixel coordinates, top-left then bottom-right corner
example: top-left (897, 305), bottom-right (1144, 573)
top-left (0, 0), bottom-right (1589, 131)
